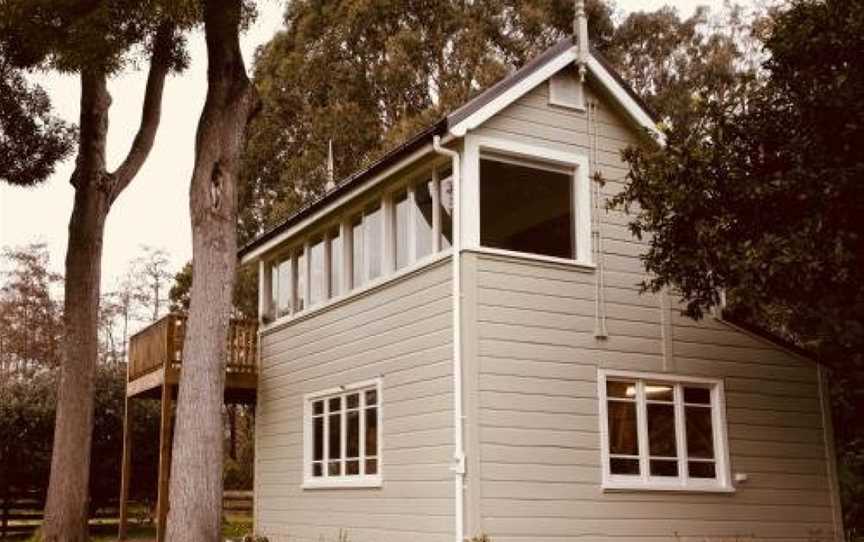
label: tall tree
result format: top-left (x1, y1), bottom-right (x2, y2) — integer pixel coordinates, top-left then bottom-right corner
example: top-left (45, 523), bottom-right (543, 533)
top-left (165, 0), bottom-right (258, 539)
top-left (132, 245), bottom-right (173, 321)
top-left (0, 3), bottom-right (190, 539)
top-left (610, 0), bottom-right (863, 531)
top-left (0, 244), bottom-right (63, 373)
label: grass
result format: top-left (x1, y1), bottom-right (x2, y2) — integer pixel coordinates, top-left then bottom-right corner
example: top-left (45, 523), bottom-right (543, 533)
top-left (16, 516), bottom-right (253, 542)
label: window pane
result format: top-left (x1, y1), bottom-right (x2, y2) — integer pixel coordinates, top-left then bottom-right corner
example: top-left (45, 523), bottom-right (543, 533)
top-left (329, 230), bottom-right (341, 298)
top-left (414, 180), bottom-right (434, 259)
top-left (313, 462), bottom-right (323, 477)
top-left (313, 417), bottom-right (324, 461)
top-left (684, 386), bottom-right (711, 404)
top-left (365, 388), bottom-right (377, 406)
top-left (347, 410), bottom-right (360, 458)
top-left (351, 217), bottom-right (363, 288)
top-left (610, 458), bottom-right (639, 475)
top-left (366, 406), bottom-right (378, 457)
top-left (440, 175), bottom-right (453, 249)
top-left (607, 401), bottom-right (638, 455)
top-left (647, 403), bottom-right (677, 457)
top-left (309, 239), bottom-right (325, 306)
top-left (313, 400), bottom-right (324, 415)
top-left (328, 461), bottom-right (340, 476)
top-left (346, 393), bottom-right (359, 409)
top-left (607, 380), bottom-right (636, 399)
top-left (650, 459), bottom-right (679, 477)
top-left (366, 458), bottom-right (378, 475)
top-left (480, 158), bottom-right (573, 259)
top-left (686, 406), bottom-right (715, 459)
top-left (688, 461), bottom-right (716, 479)
top-left (395, 191), bottom-right (410, 269)
top-left (328, 412), bottom-right (341, 460)
top-left (365, 205), bottom-right (382, 280)
top-left (346, 460), bottom-right (360, 475)
top-left (645, 383), bottom-right (674, 402)
top-left (329, 397), bottom-right (341, 412)
top-left (294, 252), bottom-right (305, 311)
top-left (276, 259), bottom-right (292, 317)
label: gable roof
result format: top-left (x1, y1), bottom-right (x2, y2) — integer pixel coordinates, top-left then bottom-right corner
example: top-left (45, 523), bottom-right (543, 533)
top-left (239, 36), bottom-right (661, 263)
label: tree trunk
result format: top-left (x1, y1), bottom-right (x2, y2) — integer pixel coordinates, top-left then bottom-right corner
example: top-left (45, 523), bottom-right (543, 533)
top-left (42, 26), bottom-right (173, 540)
top-left (165, 1), bottom-right (257, 540)
top-left (42, 70), bottom-right (111, 542)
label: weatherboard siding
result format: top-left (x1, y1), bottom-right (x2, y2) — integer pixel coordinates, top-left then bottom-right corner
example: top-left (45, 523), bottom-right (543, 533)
top-left (255, 259), bottom-right (454, 542)
top-left (464, 79), bottom-right (838, 541)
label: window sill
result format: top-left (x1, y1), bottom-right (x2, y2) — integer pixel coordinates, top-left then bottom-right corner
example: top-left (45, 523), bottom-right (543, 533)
top-left (602, 481), bottom-right (735, 494)
top-left (262, 250), bottom-right (452, 332)
top-left (466, 246), bottom-right (596, 271)
top-left (302, 476), bottom-right (383, 490)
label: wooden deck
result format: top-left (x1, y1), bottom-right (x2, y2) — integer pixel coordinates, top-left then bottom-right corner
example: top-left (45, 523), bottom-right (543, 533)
top-left (126, 313), bottom-right (258, 403)
top-left (119, 313), bottom-right (258, 542)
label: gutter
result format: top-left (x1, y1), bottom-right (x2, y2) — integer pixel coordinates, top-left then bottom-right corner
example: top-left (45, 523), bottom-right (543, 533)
top-left (432, 135), bottom-right (466, 542)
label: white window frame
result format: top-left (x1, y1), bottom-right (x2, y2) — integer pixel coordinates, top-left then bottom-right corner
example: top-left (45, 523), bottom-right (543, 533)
top-left (597, 369), bottom-right (733, 493)
top-left (302, 378), bottom-right (383, 489)
top-left (462, 135), bottom-right (593, 267)
top-left (258, 161), bottom-right (452, 329)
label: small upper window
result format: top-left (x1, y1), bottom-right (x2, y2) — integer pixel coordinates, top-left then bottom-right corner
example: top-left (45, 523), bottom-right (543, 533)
top-left (309, 238), bottom-right (325, 307)
top-left (599, 371), bottom-right (731, 492)
top-left (480, 157), bottom-right (574, 259)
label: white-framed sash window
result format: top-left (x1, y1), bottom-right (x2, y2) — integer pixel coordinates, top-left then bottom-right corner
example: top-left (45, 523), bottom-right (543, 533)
top-left (303, 379), bottom-right (383, 489)
top-left (598, 369), bottom-right (733, 492)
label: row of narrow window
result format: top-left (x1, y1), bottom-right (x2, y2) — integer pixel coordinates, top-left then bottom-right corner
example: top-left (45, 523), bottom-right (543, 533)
top-left (267, 166), bottom-right (453, 320)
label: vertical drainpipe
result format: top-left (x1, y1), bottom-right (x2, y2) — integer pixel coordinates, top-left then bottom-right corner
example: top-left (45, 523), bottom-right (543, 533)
top-left (433, 135), bottom-right (465, 542)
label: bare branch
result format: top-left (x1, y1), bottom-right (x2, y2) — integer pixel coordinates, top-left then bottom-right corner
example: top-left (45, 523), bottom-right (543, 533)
top-left (108, 23), bottom-right (174, 203)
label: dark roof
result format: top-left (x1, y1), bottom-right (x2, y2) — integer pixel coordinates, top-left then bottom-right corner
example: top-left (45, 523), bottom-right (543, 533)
top-left (721, 310), bottom-right (818, 363)
top-left (239, 36), bottom-right (656, 260)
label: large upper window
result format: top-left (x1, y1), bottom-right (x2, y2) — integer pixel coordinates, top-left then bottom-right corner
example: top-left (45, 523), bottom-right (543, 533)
top-left (599, 370), bottom-right (731, 492)
top-left (480, 157), bottom-right (574, 259)
top-left (304, 379), bottom-right (382, 488)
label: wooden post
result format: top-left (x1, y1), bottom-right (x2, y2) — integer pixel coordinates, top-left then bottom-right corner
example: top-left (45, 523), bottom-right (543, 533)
top-left (117, 395), bottom-right (132, 540)
top-left (155, 382), bottom-right (173, 542)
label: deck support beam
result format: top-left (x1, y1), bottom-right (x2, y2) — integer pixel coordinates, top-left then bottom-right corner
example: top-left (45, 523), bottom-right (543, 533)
top-left (155, 382), bottom-right (174, 542)
top-left (118, 394), bottom-right (132, 540)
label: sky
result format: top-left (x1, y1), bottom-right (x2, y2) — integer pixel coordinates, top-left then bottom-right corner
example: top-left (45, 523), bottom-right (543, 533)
top-left (0, 0), bottom-right (749, 290)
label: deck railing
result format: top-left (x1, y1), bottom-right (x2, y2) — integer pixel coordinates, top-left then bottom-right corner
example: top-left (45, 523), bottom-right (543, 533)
top-left (127, 313), bottom-right (258, 382)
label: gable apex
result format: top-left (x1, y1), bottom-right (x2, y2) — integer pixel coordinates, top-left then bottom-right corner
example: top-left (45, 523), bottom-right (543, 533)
top-left (446, 38), bottom-right (663, 143)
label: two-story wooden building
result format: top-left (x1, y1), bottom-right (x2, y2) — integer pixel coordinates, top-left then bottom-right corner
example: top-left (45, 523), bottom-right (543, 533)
top-left (237, 13), bottom-right (844, 542)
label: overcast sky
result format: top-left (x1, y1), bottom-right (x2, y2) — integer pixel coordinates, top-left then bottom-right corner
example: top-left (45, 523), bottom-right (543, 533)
top-left (0, 0), bottom-right (748, 289)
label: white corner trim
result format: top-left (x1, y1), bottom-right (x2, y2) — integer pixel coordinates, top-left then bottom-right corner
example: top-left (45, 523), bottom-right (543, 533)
top-left (450, 48), bottom-right (578, 137)
top-left (817, 366), bottom-right (846, 541)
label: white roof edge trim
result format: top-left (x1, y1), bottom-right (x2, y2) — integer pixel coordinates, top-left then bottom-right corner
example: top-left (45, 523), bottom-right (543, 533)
top-left (449, 48), bottom-right (665, 145)
top-left (586, 56), bottom-right (665, 145)
top-left (449, 48), bottom-right (578, 137)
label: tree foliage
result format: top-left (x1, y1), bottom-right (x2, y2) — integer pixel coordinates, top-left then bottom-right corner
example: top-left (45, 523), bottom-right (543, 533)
top-left (0, 244), bottom-right (63, 373)
top-left (0, 50), bottom-right (75, 187)
top-left (610, 0), bottom-right (864, 532)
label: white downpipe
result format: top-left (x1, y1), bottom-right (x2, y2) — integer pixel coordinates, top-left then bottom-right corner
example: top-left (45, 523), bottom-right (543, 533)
top-left (433, 135), bottom-right (465, 542)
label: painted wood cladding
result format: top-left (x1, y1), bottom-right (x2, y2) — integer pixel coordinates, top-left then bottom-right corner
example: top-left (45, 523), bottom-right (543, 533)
top-left (255, 259), bottom-right (454, 542)
top-left (461, 81), bottom-right (839, 541)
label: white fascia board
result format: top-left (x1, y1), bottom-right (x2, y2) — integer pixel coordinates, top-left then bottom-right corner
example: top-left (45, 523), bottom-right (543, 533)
top-left (586, 56), bottom-right (665, 144)
top-left (449, 48), bottom-right (664, 145)
top-left (449, 48), bottom-right (578, 137)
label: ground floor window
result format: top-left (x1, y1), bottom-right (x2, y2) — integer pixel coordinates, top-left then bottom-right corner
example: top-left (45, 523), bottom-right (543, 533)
top-left (598, 370), bottom-right (732, 492)
top-left (304, 379), bottom-right (382, 488)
